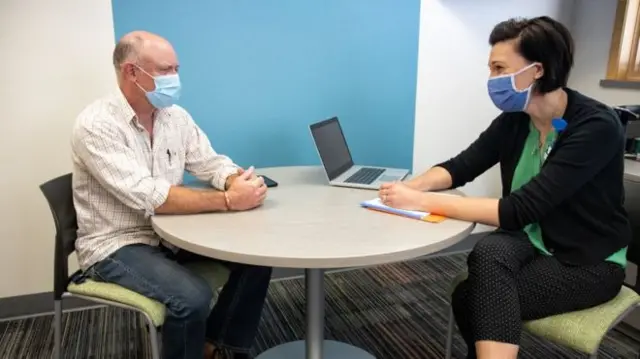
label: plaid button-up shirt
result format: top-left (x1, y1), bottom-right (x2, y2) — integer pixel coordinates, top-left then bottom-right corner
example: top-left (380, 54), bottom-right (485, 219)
top-left (71, 90), bottom-right (238, 270)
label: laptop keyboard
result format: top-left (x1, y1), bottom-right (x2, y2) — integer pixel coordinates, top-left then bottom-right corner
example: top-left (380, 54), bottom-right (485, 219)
top-left (344, 168), bottom-right (385, 184)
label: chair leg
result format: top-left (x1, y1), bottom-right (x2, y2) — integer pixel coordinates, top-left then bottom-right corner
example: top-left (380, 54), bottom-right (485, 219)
top-left (445, 305), bottom-right (454, 359)
top-left (588, 342), bottom-right (600, 359)
top-left (53, 299), bottom-right (62, 359)
top-left (147, 322), bottom-right (161, 359)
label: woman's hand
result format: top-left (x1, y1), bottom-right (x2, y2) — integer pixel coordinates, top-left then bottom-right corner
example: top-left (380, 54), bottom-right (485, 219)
top-left (402, 178), bottom-right (423, 191)
top-left (378, 182), bottom-right (426, 211)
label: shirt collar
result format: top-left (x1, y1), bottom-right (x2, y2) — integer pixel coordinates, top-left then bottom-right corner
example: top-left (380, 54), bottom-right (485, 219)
top-left (114, 88), bottom-right (138, 125)
top-left (113, 88), bottom-right (168, 126)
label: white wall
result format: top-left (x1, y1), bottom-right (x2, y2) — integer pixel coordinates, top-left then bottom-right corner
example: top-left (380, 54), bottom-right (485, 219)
top-left (0, 0), bottom-right (116, 297)
top-left (413, 0), bottom-right (577, 214)
top-left (569, 0), bottom-right (639, 105)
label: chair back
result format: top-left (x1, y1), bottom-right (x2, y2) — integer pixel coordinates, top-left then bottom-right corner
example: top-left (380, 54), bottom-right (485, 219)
top-left (614, 106), bottom-right (639, 126)
top-left (623, 175), bottom-right (640, 294)
top-left (614, 106), bottom-right (640, 151)
top-left (39, 173), bottom-right (77, 299)
top-left (616, 104), bottom-right (640, 115)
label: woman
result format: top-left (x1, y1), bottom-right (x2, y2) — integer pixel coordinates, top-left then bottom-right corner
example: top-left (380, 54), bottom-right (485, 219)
top-left (379, 16), bottom-right (630, 359)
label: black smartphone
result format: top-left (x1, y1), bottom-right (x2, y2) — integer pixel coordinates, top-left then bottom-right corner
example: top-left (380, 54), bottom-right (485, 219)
top-left (259, 175), bottom-right (278, 188)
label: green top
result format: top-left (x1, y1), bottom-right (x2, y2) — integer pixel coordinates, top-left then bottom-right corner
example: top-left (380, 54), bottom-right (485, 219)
top-left (511, 121), bottom-right (627, 267)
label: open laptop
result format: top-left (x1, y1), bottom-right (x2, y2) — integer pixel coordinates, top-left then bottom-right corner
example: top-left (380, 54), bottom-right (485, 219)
top-left (309, 117), bottom-right (410, 190)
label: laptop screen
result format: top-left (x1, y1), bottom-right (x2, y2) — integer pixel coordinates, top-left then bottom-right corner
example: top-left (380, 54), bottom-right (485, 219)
top-left (310, 117), bottom-right (354, 180)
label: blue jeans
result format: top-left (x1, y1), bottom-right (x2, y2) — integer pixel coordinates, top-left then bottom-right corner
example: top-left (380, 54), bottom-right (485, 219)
top-left (83, 243), bottom-right (272, 359)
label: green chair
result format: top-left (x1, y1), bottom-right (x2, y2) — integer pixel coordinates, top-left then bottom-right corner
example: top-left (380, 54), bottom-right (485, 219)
top-left (444, 272), bottom-right (640, 358)
top-left (40, 174), bottom-right (230, 359)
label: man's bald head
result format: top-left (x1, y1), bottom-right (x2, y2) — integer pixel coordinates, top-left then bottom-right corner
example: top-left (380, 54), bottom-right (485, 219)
top-left (112, 31), bottom-right (178, 74)
top-left (112, 32), bottom-right (144, 70)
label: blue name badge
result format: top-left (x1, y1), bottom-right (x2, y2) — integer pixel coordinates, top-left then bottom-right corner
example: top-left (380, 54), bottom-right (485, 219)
top-left (552, 118), bottom-right (567, 132)
top-left (544, 118), bottom-right (567, 162)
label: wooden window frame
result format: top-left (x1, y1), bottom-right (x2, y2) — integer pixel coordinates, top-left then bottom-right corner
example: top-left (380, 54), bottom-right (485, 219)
top-left (606, 0), bottom-right (640, 83)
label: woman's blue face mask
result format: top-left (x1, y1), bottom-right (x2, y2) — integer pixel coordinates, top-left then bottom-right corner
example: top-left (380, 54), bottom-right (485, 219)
top-left (487, 63), bottom-right (537, 113)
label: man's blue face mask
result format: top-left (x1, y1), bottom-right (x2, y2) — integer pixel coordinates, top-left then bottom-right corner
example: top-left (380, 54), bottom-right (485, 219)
top-left (487, 63), bottom-right (537, 113)
top-left (135, 65), bottom-right (181, 109)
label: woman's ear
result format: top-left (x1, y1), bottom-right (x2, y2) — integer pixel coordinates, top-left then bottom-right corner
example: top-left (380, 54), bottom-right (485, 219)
top-left (534, 63), bottom-right (544, 80)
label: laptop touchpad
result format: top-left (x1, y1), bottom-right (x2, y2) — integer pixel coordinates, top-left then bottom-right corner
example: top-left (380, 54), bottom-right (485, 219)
top-left (378, 175), bottom-right (401, 182)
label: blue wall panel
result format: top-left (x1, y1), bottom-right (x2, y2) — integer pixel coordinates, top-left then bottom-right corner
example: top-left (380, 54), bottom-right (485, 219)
top-left (112, 0), bottom-right (419, 170)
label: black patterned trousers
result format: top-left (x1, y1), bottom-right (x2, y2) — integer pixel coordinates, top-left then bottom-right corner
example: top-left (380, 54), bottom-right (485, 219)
top-left (451, 230), bottom-right (625, 359)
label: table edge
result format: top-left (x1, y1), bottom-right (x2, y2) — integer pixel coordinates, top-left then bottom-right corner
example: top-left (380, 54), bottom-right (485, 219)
top-left (151, 219), bottom-right (476, 269)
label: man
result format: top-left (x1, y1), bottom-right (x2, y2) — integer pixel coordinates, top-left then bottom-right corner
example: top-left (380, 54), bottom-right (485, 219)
top-left (70, 31), bottom-right (272, 359)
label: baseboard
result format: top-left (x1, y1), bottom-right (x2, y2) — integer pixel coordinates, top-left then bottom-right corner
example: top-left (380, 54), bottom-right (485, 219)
top-left (0, 292), bottom-right (97, 321)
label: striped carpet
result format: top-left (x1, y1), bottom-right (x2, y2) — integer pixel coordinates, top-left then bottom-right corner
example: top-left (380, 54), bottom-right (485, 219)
top-left (1, 252), bottom-right (639, 358)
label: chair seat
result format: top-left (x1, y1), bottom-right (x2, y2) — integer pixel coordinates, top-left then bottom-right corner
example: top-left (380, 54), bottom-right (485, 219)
top-left (524, 286), bottom-right (640, 353)
top-left (449, 272), bottom-right (640, 354)
top-left (67, 261), bottom-right (231, 327)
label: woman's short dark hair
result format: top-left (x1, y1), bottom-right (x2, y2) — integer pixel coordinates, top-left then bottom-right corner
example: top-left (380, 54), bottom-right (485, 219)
top-left (489, 16), bottom-right (574, 94)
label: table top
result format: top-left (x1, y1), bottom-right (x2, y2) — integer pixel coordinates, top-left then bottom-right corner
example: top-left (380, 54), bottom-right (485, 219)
top-left (625, 159), bottom-right (640, 182)
top-left (151, 166), bottom-right (475, 268)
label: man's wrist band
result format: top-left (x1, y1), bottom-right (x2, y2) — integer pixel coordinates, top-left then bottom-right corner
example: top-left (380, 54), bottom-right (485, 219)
top-left (224, 191), bottom-right (231, 210)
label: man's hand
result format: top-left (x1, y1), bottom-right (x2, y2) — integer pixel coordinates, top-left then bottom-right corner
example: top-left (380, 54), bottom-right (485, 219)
top-left (226, 167), bottom-right (267, 211)
top-left (236, 167), bottom-right (259, 180)
top-left (225, 167), bottom-right (259, 190)
top-left (378, 181), bottom-right (426, 210)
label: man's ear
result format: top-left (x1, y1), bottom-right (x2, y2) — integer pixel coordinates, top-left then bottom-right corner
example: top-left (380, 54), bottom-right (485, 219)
top-left (122, 63), bottom-right (137, 81)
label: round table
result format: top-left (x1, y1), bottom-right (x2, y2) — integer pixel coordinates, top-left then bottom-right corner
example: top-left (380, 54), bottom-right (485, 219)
top-left (152, 166), bottom-right (475, 359)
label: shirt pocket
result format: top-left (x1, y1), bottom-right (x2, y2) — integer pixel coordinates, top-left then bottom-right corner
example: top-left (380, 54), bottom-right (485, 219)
top-left (159, 140), bottom-right (186, 185)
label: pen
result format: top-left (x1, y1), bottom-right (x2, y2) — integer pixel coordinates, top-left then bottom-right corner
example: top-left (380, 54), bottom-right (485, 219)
top-left (166, 149), bottom-right (172, 165)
